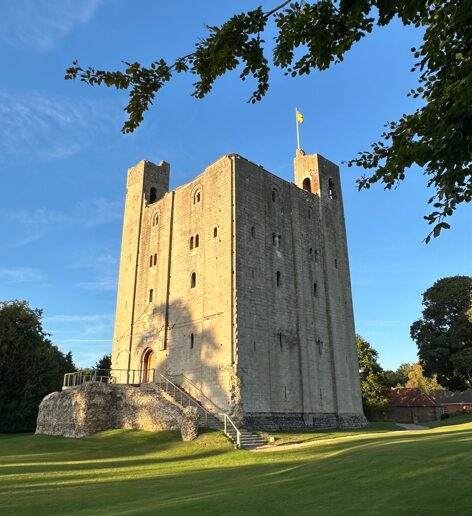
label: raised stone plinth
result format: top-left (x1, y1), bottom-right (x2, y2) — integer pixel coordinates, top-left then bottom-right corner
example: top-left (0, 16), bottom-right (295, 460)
top-left (36, 382), bottom-right (182, 438)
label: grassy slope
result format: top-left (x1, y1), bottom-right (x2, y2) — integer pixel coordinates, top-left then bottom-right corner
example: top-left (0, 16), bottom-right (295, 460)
top-left (260, 422), bottom-right (401, 446)
top-left (0, 421), bottom-right (470, 516)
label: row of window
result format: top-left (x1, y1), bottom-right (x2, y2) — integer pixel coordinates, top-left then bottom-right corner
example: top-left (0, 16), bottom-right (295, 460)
top-left (301, 177), bottom-right (337, 200)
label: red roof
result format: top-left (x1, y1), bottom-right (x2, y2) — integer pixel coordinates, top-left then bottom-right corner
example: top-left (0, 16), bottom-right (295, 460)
top-left (389, 388), bottom-right (438, 407)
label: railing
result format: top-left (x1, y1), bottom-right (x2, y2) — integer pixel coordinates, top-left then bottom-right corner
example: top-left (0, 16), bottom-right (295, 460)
top-left (62, 367), bottom-right (243, 448)
top-left (178, 374), bottom-right (225, 414)
top-left (63, 368), bottom-right (153, 389)
top-left (220, 413), bottom-right (241, 448)
top-left (153, 369), bottom-right (209, 427)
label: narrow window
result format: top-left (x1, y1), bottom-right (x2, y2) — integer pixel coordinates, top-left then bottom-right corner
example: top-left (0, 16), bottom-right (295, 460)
top-left (328, 178), bottom-right (336, 200)
top-left (149, 255), bottom-right (153, 268)
top-left (308, 207), bottom-right (312, 219)
top-left (149, 187), bottom-right (157, 204)
top-left (153, 213), bottom-right (159, 226)
top-left (214, 227), bottom-right (218, 238)
top-left (149, 289), bottom-right (154, 303)
top-left (315, 250), bottom-right (319, 262)
top-left (277, 235), bottom-right (282, 248)
top-left (153, 253), bottom-right (157, 266)
top-left (272, 233), bottom-right (277, 246)
top-left (278, 332), bottom-right (283, 349)
top-left (317, 339), bottom-right (323, 356)
top-left (190, 236), bottom-right (194, 250)
top-left (314, 283), bottom-right (318, 297)
top-left (195, 234), bottom-right (199, 248)
top-left (276, 271), bottom-right (281, 287)
top-left (251, 226), bottom-right (255, 237)
top-left (253, 341), bottom-right (256, 352)
top-left (302, 178), bottom-right (311, 192)
top-left (191, 272), bottom-right (196, 288)
top-left (272, 189), bottom-right (278, 202)
top-left (309, 247), bottom-right (313, 256)
top-left (190, 333), bottom-right (194, 349)
top-left (334, 258), bottom-right (338, 269)
top-left (194, 190), bottom-right (201, 204)
top-left (284, 386), bottom-right (288, 400)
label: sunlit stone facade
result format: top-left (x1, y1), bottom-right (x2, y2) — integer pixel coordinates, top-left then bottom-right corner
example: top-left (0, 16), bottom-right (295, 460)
top-left (112, 151), bottom-right (366, 429)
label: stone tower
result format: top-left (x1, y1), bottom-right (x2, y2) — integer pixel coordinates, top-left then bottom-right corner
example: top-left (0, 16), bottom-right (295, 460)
top-left (112, 151), bottom-right (366, 430)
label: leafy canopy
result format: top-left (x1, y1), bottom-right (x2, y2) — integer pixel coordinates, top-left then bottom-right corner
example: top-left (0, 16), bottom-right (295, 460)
top-left (65, 1), bottom-right (472, 241)
top-left (411, 276), bottom-right (472, 391)
top-left (0, 300), bottom-right (76, 432)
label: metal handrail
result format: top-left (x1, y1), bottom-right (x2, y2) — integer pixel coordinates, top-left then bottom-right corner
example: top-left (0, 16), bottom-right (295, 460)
top-left (179, 374), bottom-right (225, 414)
top-left (62, 368), bottom-right (154, 389)
top-left (219, 413), bottom-right (241, 448)
top-left (153, 369), bottom-right (210, 427)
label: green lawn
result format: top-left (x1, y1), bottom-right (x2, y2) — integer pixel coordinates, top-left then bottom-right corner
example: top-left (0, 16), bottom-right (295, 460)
top-left (260, 421), bottom-right (401, 446)
top-left (0, 420), bottom-right (471, 516)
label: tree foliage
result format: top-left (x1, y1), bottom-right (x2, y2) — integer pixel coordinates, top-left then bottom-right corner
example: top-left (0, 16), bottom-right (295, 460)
top-left (405, 362), bottom-right (444, 393)
top-left (411, 276), bottom-right (472, 391)
top-left (0, 301), bottom-right (75, 432)
top-left (356, 334), bottom-right (389, 417)
top-left (65, 0), bottom-right (472, 240)
top-left (384, 362), bottom-right (413, 388)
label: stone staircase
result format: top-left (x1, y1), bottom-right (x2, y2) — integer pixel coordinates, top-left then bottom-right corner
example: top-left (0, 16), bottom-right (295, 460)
top-left (153, 376), bottom-right (267, 450)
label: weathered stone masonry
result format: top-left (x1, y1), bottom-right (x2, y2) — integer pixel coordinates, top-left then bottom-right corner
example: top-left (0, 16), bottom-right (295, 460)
top-left (112, 151), bottom-right (366, 430)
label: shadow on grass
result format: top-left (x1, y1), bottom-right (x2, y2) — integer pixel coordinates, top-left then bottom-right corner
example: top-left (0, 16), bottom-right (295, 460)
top-left (0, 424), bottom-right (471, 515)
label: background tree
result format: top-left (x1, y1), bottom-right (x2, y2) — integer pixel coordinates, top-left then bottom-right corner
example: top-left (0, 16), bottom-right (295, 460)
top-left (356, 335), bottom-right (389, 419)
top-left (0, 300), bottom-right (76, 432)
top-left (95, 353), bottom-right (112, 379)
top-left (411, 276), bottom-right (472, 391)
top-left (384, 362), bottom-right (413, 388)
top-left (405, 363), bottom-right (443, 393)
top-left (66, 0), bottom-right (471, 240)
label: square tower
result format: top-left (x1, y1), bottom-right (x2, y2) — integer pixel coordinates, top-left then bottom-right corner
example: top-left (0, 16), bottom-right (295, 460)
top-left (112, 152), bottom-right (366, 430)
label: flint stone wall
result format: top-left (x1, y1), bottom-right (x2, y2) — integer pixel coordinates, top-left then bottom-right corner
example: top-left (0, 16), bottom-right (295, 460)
top-left (36, 382), bottom-right (182, 438)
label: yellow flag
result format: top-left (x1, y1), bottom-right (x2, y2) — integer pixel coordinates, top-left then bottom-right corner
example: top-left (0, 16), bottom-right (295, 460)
top-left (296, 110), bottom-right (304, 124)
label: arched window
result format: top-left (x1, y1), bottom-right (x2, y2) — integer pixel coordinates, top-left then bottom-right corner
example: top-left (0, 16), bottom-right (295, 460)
top-left (195, 234), bottom-right (199, 247)
top-left (328, 178), bottom-right (336, 199)
top-left (153, 253), bottom-right (157, 266)
top-left (302, 178), bottom-right (311, 192)
top-left (194, 190), bottom-right (201, 204)
top-left (190, 236), bottom-right (194, 250)
top-left (190, 333), bottom-right (194, 349)
top-left (152, 212), bottom-right (159, 226)
top-left (191, 272), bottom-right (196, 288)
top-left (214, 227), bottom-right (218, 238)
top-left (272, 188), bottom-right (278, 202)
top-left (276, 271), bottom-right (281, 287)
top-left (149, 187), bottom-right (157, 203)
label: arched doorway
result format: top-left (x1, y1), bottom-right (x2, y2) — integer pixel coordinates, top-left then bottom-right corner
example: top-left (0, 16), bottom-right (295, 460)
top-left (142, 348), bottom-right (156, 383)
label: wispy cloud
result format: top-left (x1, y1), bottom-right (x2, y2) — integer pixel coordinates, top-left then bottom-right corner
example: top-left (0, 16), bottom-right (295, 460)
top-left (4, 198), bottom-right (123, 248)
top-left (0, 0), bottom-right (105, 51)
top-left (0, 267), bottom-right (43, 283)
top-left (78, 277), bottom-right (117, 292)
top-left (0, 90), bottom-right (119, 162)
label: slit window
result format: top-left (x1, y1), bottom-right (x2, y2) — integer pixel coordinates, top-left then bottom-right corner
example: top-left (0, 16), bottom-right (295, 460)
top-left (149, 255), bottom-right (153, 268)
top-left (152, 213), bottom-right (159, 226)
top-left (149, 187), bottom-right (157, 204)
top-left (276, 271), bottom-right (281, 287)
top-left (315, 250), bottom-right (319, 262)
top-left (193, 190), bottom-right (201, 204)
top-left (214, 227), bottom-right (218, 238)
top-left (328, 178), bottom-right (336, 200)
top-left (278, 332), bottom-right (283, 349)
top-left (149, 289), bottom-right (154, 303)
top-left (191, 272), bottom-right (196, 288)
top-left (190, 333), bottom-right (194, 349)
top-left (334, 258), bottom-right (338, 269)
top-left (190, 236), bottom-right (194, 250)
top-left (251, 226), bottom-right (255, 237)
top-left (272, 188), bottom-right (278, 203)
top-left (302, 178), bottom-right (311, 192)
top-left (314, 283), bottom-right (318, 297)
top-left (153, 253), bottom-right (157, 266)
top-left (195, 234), bottom-right (200, 248)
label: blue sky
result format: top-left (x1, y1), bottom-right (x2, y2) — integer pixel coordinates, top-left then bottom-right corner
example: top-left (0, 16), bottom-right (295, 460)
top-left (0, 0), bottom-right (470, 370)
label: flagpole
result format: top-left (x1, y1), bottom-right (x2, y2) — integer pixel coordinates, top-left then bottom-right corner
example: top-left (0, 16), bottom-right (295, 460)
top-left (295, 108), bottom-right (300, 149)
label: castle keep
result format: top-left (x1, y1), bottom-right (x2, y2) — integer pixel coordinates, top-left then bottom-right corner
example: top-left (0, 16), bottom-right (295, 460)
top-left (112, 150), bottom-right (366, 429)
